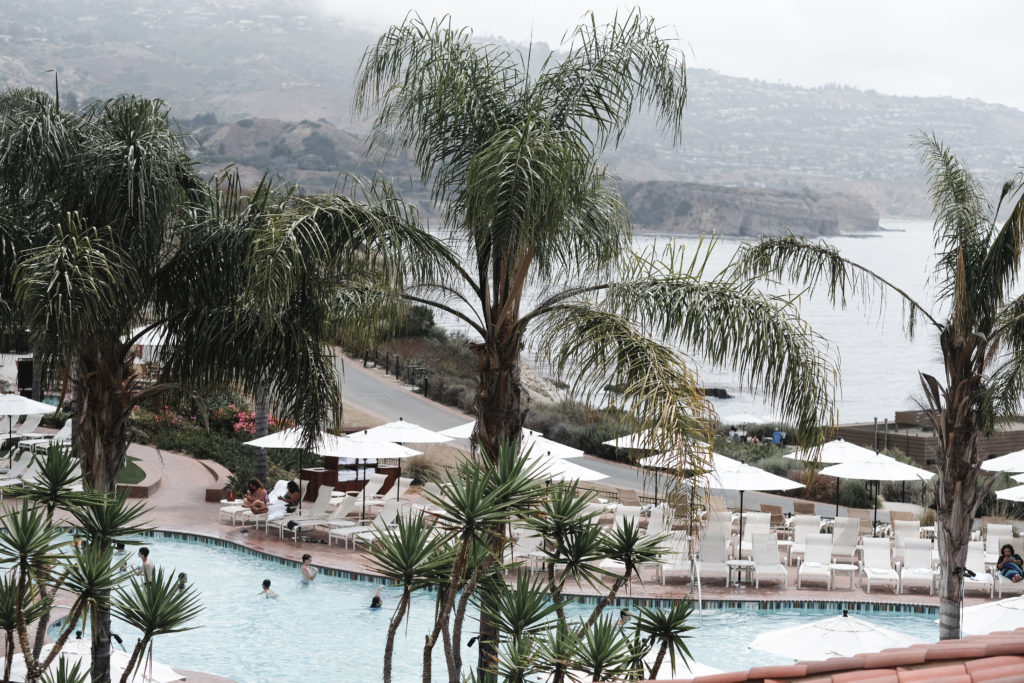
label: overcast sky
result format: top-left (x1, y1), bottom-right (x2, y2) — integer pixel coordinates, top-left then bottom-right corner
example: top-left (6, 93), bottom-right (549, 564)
top-left (322, 1), bottom-right (1024, 112)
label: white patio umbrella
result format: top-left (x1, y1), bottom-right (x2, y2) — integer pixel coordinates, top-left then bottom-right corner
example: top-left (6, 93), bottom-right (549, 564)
top-left (0, 393), bottom-right (57, 463)
top-left (348, 418), bottom-right (453, 499)
top-left (720, 413), bottom-right (768, 425)
top-left (702, 460), bottom-right (804, 557)
top-left (525, 452), bottom-right (607, 482)
top-left (981, 449), bottom-right (1024, 473)
top-left (438, 421), bottom-right (541, 440)
top-left (819, 454), bottom-right (934, 525)
top-left (959, 594), bottom-right (1024, 635)
top-left (995, 484), bottom-right (1024, 503)
top-left (1012, 472), bottom-right (1024, 484)
top-left (243, 427), bottom-right (346, 512)
top-left (2, 640), bottom-right (183, 682)
top-left (786, 438), bottom-right (879, 464)
top-left (521, 434), bottom-right (585, 459)
top-left (315, 434), bottom-right (423, 517)
top-left (602, 428), bottom-right (675, 450)
top-left (749, 610), bottom-right (923, 660)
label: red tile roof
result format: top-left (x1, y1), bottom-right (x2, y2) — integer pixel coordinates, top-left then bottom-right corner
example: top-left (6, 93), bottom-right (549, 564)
top-left (657, 628), bottom-right (1024, 683)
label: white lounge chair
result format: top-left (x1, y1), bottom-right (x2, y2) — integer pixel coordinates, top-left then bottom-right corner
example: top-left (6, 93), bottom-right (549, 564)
top-left (355, 501), bottom-right (413, 549)
top-left (318, 492), bottom-right (360, 530)
top-left (658, 531), bottom-right (691, 585)
top-left (892, 520), bottom-right (921, 563)
top-left (241, 479), bottom-right (288, 529)
top-left (739, 513), bottom-right (771, 559)
top-left (507, 526), bottom-right (544, 572)
top-left (860, 537), bottom-right (900, 593)
top-left (986, 524), bottom-right (1014, 550)
top-left (789, 515), bottom-right (822, 566)
top-left (646, 505), bottom-right (675, 537)
top-left (985, 535), bottom-right (1013, 566)
top-left (797, 534), bottom-right (832, 589)
top-left (0, 451), bottom-right (37, 484)
top-left (993, 538), bottom-right (1024, 598)
top-left (899, 538), bottom-right (937, 595)
top-left (695, 531), bottom-right (730, 586)
top-left (13, 414), bottom-right (43, 437)
top-left (21, 418), bottom-right (72, 455)
top-left (268, 485), bottom-right (336, 540)
top-left (329, 499), bottom-right (402, 548)
top-left (831, 517), bottom-right (861, 564)
top-left (369, 477), bottom-right (413, 508)
top-left (962, 540), bottom-right (994, 598)
top-left (613, 505), bottom-right (643, 532)
top-left (752, 533), bottom-right (787, 589)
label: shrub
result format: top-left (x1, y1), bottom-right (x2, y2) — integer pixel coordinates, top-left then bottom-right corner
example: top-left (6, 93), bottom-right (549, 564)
top-left (839, 479), bottom-right (877, 509)
top-left (401, 455), bottom-right (440, 485)
top-left (40, 409), bottom-right (71, 429)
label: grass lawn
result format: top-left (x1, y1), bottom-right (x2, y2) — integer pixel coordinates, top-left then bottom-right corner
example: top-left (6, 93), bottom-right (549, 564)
top-left (117, 456), bottom-right (145, 485)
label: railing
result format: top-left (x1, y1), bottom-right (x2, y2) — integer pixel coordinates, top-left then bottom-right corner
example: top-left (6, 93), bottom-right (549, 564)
top-left (361, 350), bottom-right (435, 399)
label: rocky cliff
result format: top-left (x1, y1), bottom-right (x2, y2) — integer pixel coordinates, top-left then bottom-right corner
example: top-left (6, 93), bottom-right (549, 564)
top-left (620, 181), bottom-right (880, 236)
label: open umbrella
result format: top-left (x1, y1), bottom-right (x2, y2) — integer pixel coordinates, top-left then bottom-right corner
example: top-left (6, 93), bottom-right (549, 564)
top-left (702, 460), bottom-right (804, 558)
top-left (819, 454), bottom-right (934, 525)
top-left (525, 451), bottom-right (607, 482)
top-left (521, 434), bottom-right (584, 459)
top-left (438, 421), bottom-right (541, 440)
top-left (720, 413), bottom-right (768, 426)
top-left (601, 428), bottom-right (676, 450)
top-left (995, 484), bottom-right (1024, 503)
top-left (785, 438), bottom-right (879, 464)
top-left (749, 610), bottom-right (923, 660)
top-left (959, 594), bottom-right (1024, 635)
top-left (243, 427), bottom-right (335, 512)
top-left (2, 640), bottom-right (183, 682)
top-left (348, 417), bottom-right (453, 500)
top-left (0, 393), bottom-right (56, 464)
top-left (981, 449), bottom-right (1024, 473)
top-left (314, 435), bottom-right (422, 518)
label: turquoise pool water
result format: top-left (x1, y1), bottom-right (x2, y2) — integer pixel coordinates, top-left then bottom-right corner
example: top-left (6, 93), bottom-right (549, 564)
top-left (65, 536), bottom-right (939, 682)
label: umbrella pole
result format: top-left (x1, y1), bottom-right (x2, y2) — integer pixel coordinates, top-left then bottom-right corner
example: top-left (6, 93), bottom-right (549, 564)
top-left (835, 477), bottom-right (840, 517)
top-left (361, 459), bottom-right (366, 520)
top-left (737, 490), bottom-right (745, 560)
top-left (397, 460), bottom-right (402, 501)
top-left (872, 480), bottom-right (878, 532)
top-left (298, 450), bottom-right (303, 514)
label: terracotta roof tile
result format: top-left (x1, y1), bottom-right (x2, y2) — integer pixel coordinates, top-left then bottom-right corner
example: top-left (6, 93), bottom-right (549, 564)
top-left (896, 663), bottom-right (966, 681)
top-left (861, 649), bottom-right (928, 668)
top-left (964, 655), bottom-right (1024, 673)
top-left (969, 663), bottom-right (1024, 682)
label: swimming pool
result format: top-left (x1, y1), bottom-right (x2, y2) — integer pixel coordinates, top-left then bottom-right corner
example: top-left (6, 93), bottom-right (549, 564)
top-left (67, 535), bottom-right (939, 682)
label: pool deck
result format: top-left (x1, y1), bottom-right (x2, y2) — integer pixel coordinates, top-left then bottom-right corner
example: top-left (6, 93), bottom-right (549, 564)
top-left (92, 441), bottom-right (994, 611)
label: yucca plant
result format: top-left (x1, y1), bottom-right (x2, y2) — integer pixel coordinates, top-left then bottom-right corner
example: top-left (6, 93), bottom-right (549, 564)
top-left (368, 512), bottom-right (453, 683)
top-left (574, 615), bottom-right (638, 682)
top-left (635, 601), bottom-right (695, 679)
top-left (582, 520), bottom-right (667, 630)
top-left (112, 569), bottom-right (202, 683)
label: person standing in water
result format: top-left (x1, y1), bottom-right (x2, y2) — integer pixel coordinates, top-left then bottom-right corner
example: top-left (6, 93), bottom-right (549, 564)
top-left (301, 554), bottom-right (318, 583)
top-left (260, 579), bottom-right (278, 598)
top-left (137, 547), bottom-right (155, 583)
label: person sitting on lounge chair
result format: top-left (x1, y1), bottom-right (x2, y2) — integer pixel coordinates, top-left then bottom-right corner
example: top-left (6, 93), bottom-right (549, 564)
top-left (998, 544), bottom-right (1024, 582)
top-left (280, 482), bottom-right (301, 513)
top-left (242, 479), bottom-right (269, 515)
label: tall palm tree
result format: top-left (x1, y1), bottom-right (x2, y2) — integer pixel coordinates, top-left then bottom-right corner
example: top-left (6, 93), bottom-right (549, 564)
top-left (355, 12), bottom-right (837, 461)
top-left (731, 135), bottom-right (1024, 639)
top-left (355, 13), bottom-right (837, 676)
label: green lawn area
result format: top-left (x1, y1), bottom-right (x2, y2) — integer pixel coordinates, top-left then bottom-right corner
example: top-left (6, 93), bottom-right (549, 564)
top-left (117, 456), bottom-right (145, 485)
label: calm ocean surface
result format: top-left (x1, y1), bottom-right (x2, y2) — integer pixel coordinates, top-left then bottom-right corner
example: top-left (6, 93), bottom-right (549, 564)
top-left (437, 219), bottom-right (941, 425)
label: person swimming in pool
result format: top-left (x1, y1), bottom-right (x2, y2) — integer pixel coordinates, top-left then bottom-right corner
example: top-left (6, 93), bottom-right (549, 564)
top-left (370, 586), bottom-right (383, 608)
top-left (260, 579), bottom-right (278, 598)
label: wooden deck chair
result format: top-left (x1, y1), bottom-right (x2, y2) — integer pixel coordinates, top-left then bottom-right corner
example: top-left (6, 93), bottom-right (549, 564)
top-left (760, 503), bottom-right (786, 529)
top-left (847, 508), bottom-right (875, 536)
top-left (792, 500), bottom-right (817, 515)
top-left (616, 488), bottom-right (642, 507)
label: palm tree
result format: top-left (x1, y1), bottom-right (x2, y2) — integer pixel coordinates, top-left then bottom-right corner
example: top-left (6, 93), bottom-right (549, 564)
top-left (356, 13), bottom-right (836, 675)
top-left (635, 601), bottom-right (694, 679)
top-left (368, 512), bottom-right (453, 683)
top-left (731, 134), bottom-right (1024, 639)
top-left (355, 12), bottom-right (836, 460)
top-left (112, 569), bottom-right (203, 683)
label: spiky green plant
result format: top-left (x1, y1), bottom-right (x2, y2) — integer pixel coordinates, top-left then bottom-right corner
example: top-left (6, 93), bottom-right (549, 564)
top-left (635, 601), bottom-right (695, 679)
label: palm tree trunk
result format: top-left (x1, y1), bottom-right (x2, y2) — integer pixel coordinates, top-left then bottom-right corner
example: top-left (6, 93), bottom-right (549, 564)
top-left (5, 629), bottom-right (14, 683)
top-left (253, 387), bottom-right (269, 485)
top-left (119, 636), bottom-right (150, 683)
top-left (31, 350), bottom-right (42, 400)
top-left (473, 330), bottom-right (526, 461)
top-left (384, 589), bottom-right (410, 683)
top-left (581, 574), bottom-right (628, 633)
top-left (92, 593), bottom-right (112, 683)
top-left (650, 641), bottom-right (669, 679)
top-left (73, 339), bottom-right (134, 492)
top-left (423, 542), bottom-right (470, 683)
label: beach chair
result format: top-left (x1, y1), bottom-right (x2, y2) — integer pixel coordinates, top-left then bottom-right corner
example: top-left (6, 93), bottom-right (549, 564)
top-left (789, 515), bottom-right (822, 566)
top-left (316, 492), bottom-right (360, 531)
top-left (993, 538), bottom-right (1024, 598)
top-left (658, 531), bottom-right (691, 585)
top-left (792, 501), bottom-right (817, 515)
top-left (985, 524), bottom-right (1014, 553)
top-left (370, 477), bottom-right (413, 507)
top-left (329, 499), bottom-right (401, 548)
top-left (899, 538), bottom-right (937, 595)
top-left (506, 527), bottom-right (544, 572)
top-left (797, 534), bottom-right (832, 589)
top-left (860, 537), bottom-right (900, 593)
top-left (892, 520), bottom-right (922, 563)
top-left (355, 502), bottom-right (414, 549)
top-left (616, 488), bottom-right (642, 507)
top-left (646, 504), bottom-right (675, 536)
top-left (963, 540), bottom-right (993, 598)
top-left (613, 505), bottom-right (643, 532)
top-left (739, 512), bottom-right (771, 558)
top-left (848, 508), bottom-right (875, 536)
top-left (12, 414), bottom-right (43, 438)
top-left (752, 533), bottom-right (787, 589)
top-left (831, 517), bottom-right (860, 564)
top-left (760, 503), bottom-right (786, 529)
top-left (242, 480), bottom-right (288, 529)
top-left (985, 535), bottom-right (1013, 566)
top-left (21, 418), bottom-right (72, 454)
top-left (268, 484), bottom-right (336, 540)
top-left (695, 530), bottom-right (730, 586)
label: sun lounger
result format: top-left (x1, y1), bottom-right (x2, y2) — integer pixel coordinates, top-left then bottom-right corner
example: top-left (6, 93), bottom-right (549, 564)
top-left (960, 541), bottom-right (993, 598)
top-left (752, 533), bottom-right (787, 589)
top-left (797, 534), bottom-right (832, 589)
top-left (789, 515), bottom-right (821, 566)
top-left (899, 538), bottom-right (937, 594)
top-left (20, 418), bottom-right (72, 455)
top-left (860, 537), bottom-right (900, 593)
top-left (317, 492), bottom-right (360, 530)
top-left (368, 476), bottom-right (413, 507)
top-left (696, 530), bottom-right (730, 586)
top-left (739, 512), bottom-right (771, 559)
top-left (831, 517), bottom-right (860, 563)
top-left (268, 485), bottom-right (336, 540)
top-left (613, 505), bottom-right (643, 532)
top-left (892, 520), bottom-right (921, 563)
top-left (646, 504), bottom-right (675, 536)
top-left (329, 499), bottom-right (402, 548)
top-left (658, 531), bottom-right (691, 585)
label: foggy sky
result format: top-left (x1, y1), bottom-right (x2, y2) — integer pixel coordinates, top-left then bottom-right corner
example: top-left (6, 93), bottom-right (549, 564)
top-left (321, 0), bottom-right (1024, 113)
